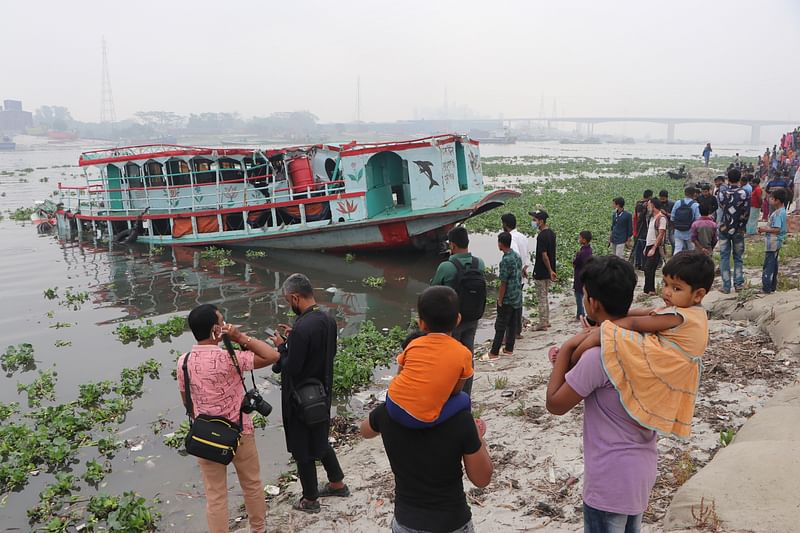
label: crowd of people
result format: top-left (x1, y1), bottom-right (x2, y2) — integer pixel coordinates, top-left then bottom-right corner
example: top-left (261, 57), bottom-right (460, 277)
top-left (174, 138), bottom-right (797, 533)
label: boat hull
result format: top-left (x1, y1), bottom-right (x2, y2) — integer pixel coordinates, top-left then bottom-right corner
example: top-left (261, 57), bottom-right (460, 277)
top-left (57, 189), bottom-right (519, 252)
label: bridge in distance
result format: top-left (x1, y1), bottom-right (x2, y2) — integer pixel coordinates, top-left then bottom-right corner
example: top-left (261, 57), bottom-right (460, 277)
top-left (450, 116), bottom-right (796, 145)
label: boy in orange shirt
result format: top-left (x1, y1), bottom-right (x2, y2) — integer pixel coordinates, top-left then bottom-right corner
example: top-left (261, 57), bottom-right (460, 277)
top-left (386, 286), bottom-right (474, 428)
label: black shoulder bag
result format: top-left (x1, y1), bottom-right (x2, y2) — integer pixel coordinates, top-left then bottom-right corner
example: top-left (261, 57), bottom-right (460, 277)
top-left (287, 308), bottom-right (331, 426)
top-left (182, 342), bottom-right (253, 465)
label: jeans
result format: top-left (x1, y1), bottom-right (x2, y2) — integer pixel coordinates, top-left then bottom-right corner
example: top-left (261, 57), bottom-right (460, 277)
top-left (197, 434), bottom-right (266, 533)
top-left (643, 244), bottom-right (661, 293)
top-left (491, 304), bottom-right (521, 354)
top-left (762, 250), bottom-right (779, 293)
top-left (451, 320), bottom-right (478, 395)
top-left (719, 232), bottom-right (745, 291)
top-left (673, 236), bottom-right (694, 254)
top-left (296, 444), bottom-right (345, 500)
top-left (391, 517), bottom-right (475, 533)
top-left (575, 289), bottom-right (585, 318)
top-left (583, 503), bottom-right (642, 533)
top-left (386, 392), bottom-right (471, 428)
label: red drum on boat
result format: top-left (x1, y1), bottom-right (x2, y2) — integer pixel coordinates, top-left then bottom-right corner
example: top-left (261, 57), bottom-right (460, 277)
top-left (288, 157), bottom-right (314, 191)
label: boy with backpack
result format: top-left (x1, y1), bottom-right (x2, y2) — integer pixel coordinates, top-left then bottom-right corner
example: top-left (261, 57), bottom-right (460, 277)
top-left (488, 232), bottom-right (523, 358)
top-left (431, 226), bottom-right (486, 395)
top-left (671, 186), bottom-right (700, 254)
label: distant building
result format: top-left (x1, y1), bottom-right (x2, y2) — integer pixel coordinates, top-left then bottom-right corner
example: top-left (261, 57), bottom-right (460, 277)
top-left (0, 99), bottom-right (33, 132)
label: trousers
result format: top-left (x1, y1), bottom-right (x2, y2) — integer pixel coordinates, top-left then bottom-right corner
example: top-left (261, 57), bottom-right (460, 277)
top-left (197, 433), bottom-right (266, 533)
top-left (296, 443), bottom-right (345, 500)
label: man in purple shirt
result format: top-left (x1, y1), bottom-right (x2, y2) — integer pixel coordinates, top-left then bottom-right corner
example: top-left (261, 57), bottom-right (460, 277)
top-left (546, 255), bottom-right (657, 533)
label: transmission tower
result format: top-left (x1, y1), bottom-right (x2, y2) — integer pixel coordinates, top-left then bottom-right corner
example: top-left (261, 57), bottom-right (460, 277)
top-left (100, 37), bottom-right (117, 128)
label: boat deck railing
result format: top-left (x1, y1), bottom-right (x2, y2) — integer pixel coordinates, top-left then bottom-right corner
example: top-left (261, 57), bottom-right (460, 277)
top-left (58, 173), bottom-right (349, 219)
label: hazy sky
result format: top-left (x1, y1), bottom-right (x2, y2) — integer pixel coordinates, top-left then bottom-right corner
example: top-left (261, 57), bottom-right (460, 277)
top-left (2, 0), bottom-right (799, 127)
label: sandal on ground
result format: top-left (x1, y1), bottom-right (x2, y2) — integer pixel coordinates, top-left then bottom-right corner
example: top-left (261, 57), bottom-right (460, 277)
top-left (485, 352), bottom-right (500, 360)
top-left (532, 324), bottom-right (550, 331)
top-left (501, 350), bottom-right (514, 357)
top-left (318, 483), bottom-right (350, 498)
top-left (292, 498), bottom-right (320, 514)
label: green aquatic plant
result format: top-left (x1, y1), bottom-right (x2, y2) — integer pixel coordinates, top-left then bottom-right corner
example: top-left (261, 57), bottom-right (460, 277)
top-left (9, 206), bottom-right (35, 221)
top-left (54, 339), bottom-right (71, 348)
top-left (361, 276), bottom-right (385, 288)
top-left (82, 459), bottom-right (108, 485)
top-left (245, 249), bottom-right (267, 258)
top-left (1, 343), bottom-right (36, 374)
top-left (17, 369), bottom-right (58, 407)
top-left (333, 321), bottom-right (407, 395)
top-left (344, 253), bottom-right (355, 263)
top-left (114, 316), bottom-right (186, 347)
top-left (163, 420), bottom-right (190, 449)
top-left (43, 287), bottom-right (59, 300)
top-left (199, 246), bottom-right (231, 260)
top-left (60, 289), bottom-right (89, 310)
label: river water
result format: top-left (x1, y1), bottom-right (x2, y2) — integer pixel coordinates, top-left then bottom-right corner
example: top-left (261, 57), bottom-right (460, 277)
top-left (0, 140), bottom-right (761, 530)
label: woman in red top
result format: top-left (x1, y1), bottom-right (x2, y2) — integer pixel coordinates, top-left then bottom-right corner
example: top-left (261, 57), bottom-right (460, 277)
top-left (747, 177), bottom-right (763, 234)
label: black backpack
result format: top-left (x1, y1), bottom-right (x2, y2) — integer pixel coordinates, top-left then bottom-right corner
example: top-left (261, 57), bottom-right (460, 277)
top-left (450, 257), bottom-right (487, 322)
top-left (672, 199), bottom-right (695, 231)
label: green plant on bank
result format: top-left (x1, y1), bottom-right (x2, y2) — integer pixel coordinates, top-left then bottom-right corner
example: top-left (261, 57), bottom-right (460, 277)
top-left (719, 429), bottom-right (736, 447)
top-left (245, 249), bottom-right (267, 258)
top-left (60, 289), bottom-right (90, 310)
top-left (1, 343), bottom-right (36, 375)
top-left (43, 287), bottom-right (59, 300)
top-left (333, 320), bottom-right (407, 395)
top-left (468, 166), bottom-right (686, 290)
top-left (508, 400), bottom-right (526, 417)
top-left (149, 246), bottom-right (165, 255)
top-left (114, 316), bottom-right (186, 348)
top-left (9, 206), bottom-right (35, 221)
top-left (0, 359), bottom-right (162, 529)
top-left (493, 375), bottom-right (509, 390)
top-left (344, 253), bottom-right (355, 263)
top-left (740, 235), bottom-right (800, 268)
top-left (361, 276), bottom-right (386, 288)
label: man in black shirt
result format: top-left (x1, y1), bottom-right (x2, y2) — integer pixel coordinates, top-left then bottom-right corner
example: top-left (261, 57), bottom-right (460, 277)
top-left (633, 190), bottom-right (653, 270)
top-left (529, 209), bottom-right (556, 331)
top-left (361, 404), bottom-right (492, 532)
top-left (697, 184), bottom-right (718, 220)
top-left (271, 273), bottom-right (349, 513)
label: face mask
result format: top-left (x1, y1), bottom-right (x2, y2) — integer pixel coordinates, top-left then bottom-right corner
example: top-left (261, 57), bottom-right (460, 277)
top-left (531, 221), bottom-right (538, 230)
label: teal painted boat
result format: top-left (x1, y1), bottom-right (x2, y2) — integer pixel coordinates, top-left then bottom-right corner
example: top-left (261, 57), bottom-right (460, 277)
top-left (56, 134), bottom-right (519, 251)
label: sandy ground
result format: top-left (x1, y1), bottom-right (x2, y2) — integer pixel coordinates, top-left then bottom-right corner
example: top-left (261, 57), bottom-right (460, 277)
top-left (239, 262), bottom-right (799, 533)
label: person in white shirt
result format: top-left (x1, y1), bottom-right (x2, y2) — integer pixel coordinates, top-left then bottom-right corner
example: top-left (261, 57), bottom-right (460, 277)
top-left (502, 213), bottom-right (529, 338)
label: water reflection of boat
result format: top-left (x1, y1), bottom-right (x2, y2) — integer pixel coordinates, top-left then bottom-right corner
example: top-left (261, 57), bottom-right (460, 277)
top-left (56, 134), bottom-right (518, 252)
top-left (63, 241), bottom-right (432, 332)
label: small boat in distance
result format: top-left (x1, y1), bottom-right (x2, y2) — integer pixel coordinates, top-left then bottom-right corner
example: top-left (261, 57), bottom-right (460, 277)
top-left (0, 136), bottom-right (15, 151)
top-left (55, 134), bottom-right (519, 252)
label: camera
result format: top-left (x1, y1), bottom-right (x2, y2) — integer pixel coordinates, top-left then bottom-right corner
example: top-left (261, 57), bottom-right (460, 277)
top-left (241, 388), bottom-right (273, 417)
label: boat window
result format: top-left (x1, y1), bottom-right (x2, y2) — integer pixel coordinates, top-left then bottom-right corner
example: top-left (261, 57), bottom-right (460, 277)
top-left (144, 161), bottom-right (165, 187)
top-left (219, 158), bottom-right (243, 182)
top-left (245, 157), bottom-right (268, 178)
top-left (324, 158), bottom-right (336, 180)
top-left (192, 158), bottom-right (216, 184)
top-left (125, 162), bottom-right (143, 188)
top-left (166, 160), bottom-right (191, 186)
